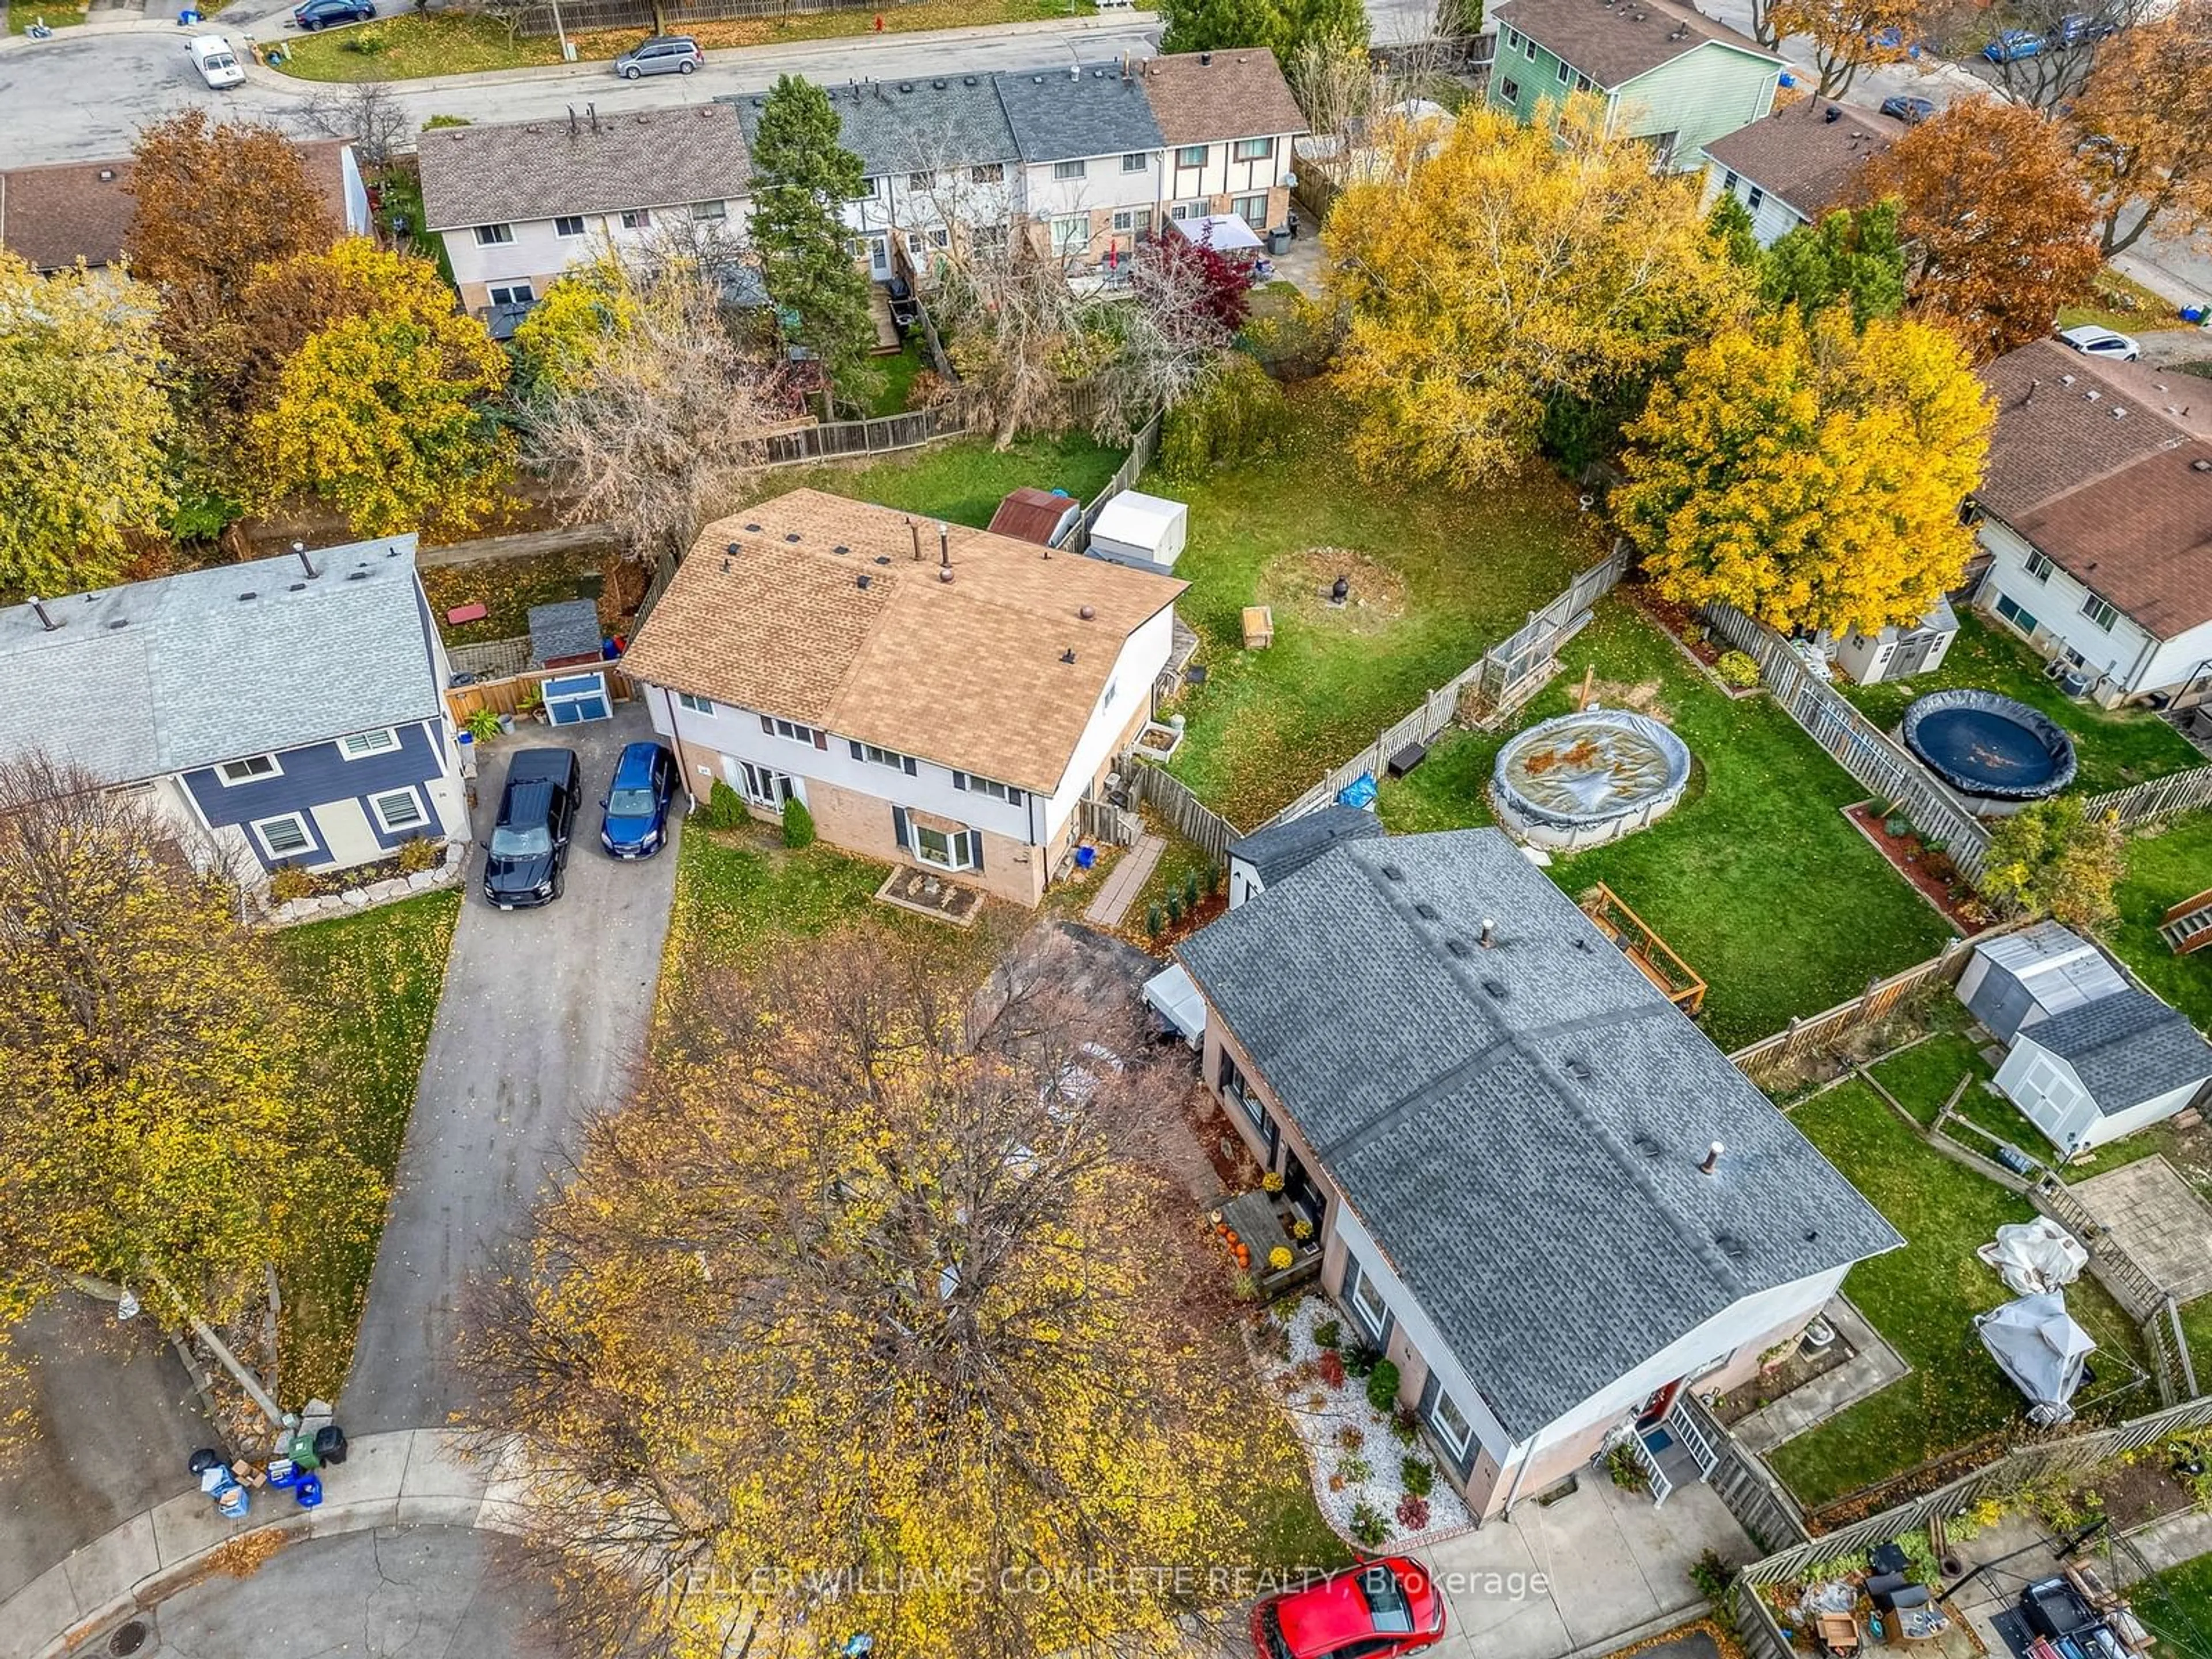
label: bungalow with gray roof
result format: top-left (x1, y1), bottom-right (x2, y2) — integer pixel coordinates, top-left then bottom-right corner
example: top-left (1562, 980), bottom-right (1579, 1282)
top-left (0, 539), bottom-right (467, 878)
top-left (1175, 826), bottom-right (1900, 1514)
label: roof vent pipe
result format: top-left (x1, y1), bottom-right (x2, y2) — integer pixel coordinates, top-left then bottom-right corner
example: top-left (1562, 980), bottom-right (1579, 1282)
top-left (294, 540), bottom-right (317, 579)
top-left (28, 597), bottom-right (59, 632)
top-left (1824, 104), bottom-right (1841, 122)
top-left (1699, 1141), bottom-right (1725, 1175)
top-left (909, 517), bottom-right (922, 560)
top-left (1200, 49), bottom-right (1211, 63)
top-left (938, 520), bottom-right (950, 566)
top-left (1479, 917), bottom-right (1496, 948)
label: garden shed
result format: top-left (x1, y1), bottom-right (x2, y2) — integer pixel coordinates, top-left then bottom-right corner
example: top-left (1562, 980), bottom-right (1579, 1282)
top-left (1832, 596), bottom-right (1960, 685)
top-left (1085, 491), bottom-right (1188, 575)
top-left (1995, 990), bottom-right (2212, 1154)
top-left (1226, 805), bottom-right (1384, 909)
top-left (1956, 921), bottom-right (2128, 1043)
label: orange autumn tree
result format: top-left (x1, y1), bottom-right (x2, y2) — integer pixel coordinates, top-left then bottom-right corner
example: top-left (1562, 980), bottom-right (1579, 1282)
top-left (1847, 97), bottom-right (2100, 360)
top-left (1766, 0), bottom-right (1922, 97)
top-left (1615, 304), bottom-right (1992, 638)
top-left (2072, 0), bottom-right (2212, 257)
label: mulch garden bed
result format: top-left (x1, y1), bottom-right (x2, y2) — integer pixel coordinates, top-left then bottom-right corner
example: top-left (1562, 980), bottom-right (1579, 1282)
top-left (1843, 802), bottom-right (1993, 932)
top-left (1184, 1086), bottom-right (1264, 1193)
top-left (1713, 1330), bottom-right (1860, 1426)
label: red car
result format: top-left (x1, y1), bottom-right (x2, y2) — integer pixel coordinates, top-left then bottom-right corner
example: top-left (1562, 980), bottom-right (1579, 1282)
top-left (1256, 1558), bottom-right (1447, 1659)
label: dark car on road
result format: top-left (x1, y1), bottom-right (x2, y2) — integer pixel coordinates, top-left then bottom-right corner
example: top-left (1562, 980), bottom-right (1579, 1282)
top-left (599, 740), bottom-right (675, 859)
top-left (293, 0), bottom-right (373, 26)
top-left (1256, 1558), bottom-right (1446, 1659)
top-left (484, 748), bottom-right (581, 909)
top-left (1879, 94), bottom-right (1936, 124)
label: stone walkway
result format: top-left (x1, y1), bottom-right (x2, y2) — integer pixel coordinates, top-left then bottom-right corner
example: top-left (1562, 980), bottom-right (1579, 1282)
top-left (1730, 1298), bottom-right (1911, 1455)
top-left (1083, 834), bottom-right (1162, 926)
top-left (2073, 1158), bottom-right (2212, 1302)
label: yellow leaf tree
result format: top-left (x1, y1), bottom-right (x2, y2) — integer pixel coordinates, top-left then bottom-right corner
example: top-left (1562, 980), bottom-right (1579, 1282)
top-left (1323, 96), bottom-right (1751, 486)
top-left (0, 253), bottom-right (173, 596)
top-left (465, 933), bottom-right (1305, 1659)
top-left (248, 238), bottom-right (513, 538)
top-left (1615, 305), bottom-right (1992, 637)
top-left (0, 755), bottom-right (377, 1426)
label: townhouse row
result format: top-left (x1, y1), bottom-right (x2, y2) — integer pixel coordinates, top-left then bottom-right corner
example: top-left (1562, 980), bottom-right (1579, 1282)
top-left (419, 48), bottom-right (1305, 312)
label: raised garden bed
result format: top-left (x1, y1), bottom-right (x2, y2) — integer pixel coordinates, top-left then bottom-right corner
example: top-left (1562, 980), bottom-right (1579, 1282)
top-left (874, 865), bottom-right (986, 927)
top-left (1843, 802), bottom-right (1993, 931)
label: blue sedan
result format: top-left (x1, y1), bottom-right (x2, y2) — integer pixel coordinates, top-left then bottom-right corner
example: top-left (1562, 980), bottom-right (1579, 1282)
top-left (599, 741), bottom-right (676, 859)
top-left (1983, 28), bottom-right (2046, 60)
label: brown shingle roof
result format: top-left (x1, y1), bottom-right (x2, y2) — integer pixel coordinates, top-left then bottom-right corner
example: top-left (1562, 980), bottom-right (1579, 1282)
top-left (1491, 0), bottom-right (1778, 90)
top-left (1977, 340), bottom-right (2212, 637)
top-left (0, 139), bottom-right (354, 272)
top-left (621, 489), bottom-right (1185, 793)
top-left (1138, 48), bottom-right (1306, 146)
top-left (987, 487), bottom-right (1077, 546)
top-left (1700, 101), bottom-right (1902, 220)
top-left (416, 105), bottom-right (752, 233)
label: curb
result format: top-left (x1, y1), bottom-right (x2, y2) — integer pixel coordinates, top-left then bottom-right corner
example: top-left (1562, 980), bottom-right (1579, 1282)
top-left (0, 1429), bottom-right (521, 1659)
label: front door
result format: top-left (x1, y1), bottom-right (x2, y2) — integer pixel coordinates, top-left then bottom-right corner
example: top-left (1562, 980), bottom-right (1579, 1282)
top-left (733, 759), bottom-right (793, 810)
top-left (868, 236), bottom-right (891, 279)
top-left (1282, 1149), bottom-right (1324, 1229)
top-left (1636, 1378), bottom-right (1685, 1429)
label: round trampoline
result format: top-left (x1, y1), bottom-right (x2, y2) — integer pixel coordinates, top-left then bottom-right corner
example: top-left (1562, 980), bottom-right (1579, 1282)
top-left (1491, 709), bottom-right (1692, 850)
top-left (1900, 689), bottom-right (2077, 815)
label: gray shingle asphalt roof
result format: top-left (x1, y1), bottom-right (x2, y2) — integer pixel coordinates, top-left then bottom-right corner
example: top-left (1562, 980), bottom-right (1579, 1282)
top-left (0, 538), bottom-right (438, 783)
top-left (733, 73), bottom-right (1020, 176)
top-left (1176, 827), bottom-right (1902, 1438)
top-left (1230, 804), bottom-right (1386, 887)
top-left (2032, 990), bottom-right (2212, 1115)
top-left (994, 60), bottom-right (1166, 162)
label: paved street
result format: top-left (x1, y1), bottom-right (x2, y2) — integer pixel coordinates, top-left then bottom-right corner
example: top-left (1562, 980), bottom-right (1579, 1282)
top-left (340, 703), bottom-right (677, 1433)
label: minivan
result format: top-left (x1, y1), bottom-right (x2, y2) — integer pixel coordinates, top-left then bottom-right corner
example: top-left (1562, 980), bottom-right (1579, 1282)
top-left (613, 34), bottom-right (702, 77)
top-left (187, 34), bottom-right (244, 87)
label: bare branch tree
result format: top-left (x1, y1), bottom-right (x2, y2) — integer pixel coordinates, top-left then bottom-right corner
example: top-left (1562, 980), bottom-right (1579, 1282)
top-left (296, 82), bottom-right (411, 171)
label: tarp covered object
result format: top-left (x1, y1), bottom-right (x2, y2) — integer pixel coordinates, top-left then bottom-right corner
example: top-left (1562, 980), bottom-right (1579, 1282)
top-left (1978, 1218), bottom-right (2090, 1295)
top-left (1142, 963), bottom-right (1206, 1048)
top-left (1978, 1292), bottom-right (2096, 1425)
top-left (1171, 212), bottom-right (1264, 253)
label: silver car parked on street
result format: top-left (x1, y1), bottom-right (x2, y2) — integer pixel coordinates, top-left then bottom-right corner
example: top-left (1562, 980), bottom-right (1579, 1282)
top-left (613, 34), bottom-right (702, 77)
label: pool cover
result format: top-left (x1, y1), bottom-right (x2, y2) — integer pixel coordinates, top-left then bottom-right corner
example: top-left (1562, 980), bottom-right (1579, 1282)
top-left (1494, 709), bottom-right (1692, 828)
top-left (1901, 689), bottom-right (2077, 801)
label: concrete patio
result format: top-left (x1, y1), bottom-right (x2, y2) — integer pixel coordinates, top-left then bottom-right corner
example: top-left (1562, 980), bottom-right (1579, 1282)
top-left (1423, 1468), bottom-right (1751, 1659)
top-left (2073, 1157), bottom-right (2212, 1302)
top-left (1732, 1300), bottom-right (1911, 1455)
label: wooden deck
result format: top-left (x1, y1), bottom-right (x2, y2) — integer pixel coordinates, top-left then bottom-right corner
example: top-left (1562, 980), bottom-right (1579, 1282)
top-left (867, 283), bottom-right (902, 355)
top-left (1580, 882), bottom-right (1707, 1015)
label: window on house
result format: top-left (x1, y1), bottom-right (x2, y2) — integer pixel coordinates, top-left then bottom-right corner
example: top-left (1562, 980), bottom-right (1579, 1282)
top-left (253, 812), bottom-right (312, 859)
top-left (620, 209), bottom-right (652, 230)
top-left (953, 771), bottom-right (1023, 804)
top-left (217, 753), bottom-right (281, 786)
top-left (2082, 594), bottom-right (2120, 631)
top-left (847, 179), bottom-right (879, 202)
top-left (1556, 56), bottom-right (1572, 81)
top-left (1499, 77), bottom-right (1521, 101)
top-left (368, 787), bottom-right (430, 834)
top-left (906, 231), bottom-right (927, 255)
top-left (488, 283), bottom-right (535, 306)
top-left (972, 222), bottom-right (1008, 249)
top-left (1112, 206), bottom-right (1153, 234)
top-left (971, 162), bottom-right (1004, 184)
top-left (1346, 1259), bottom-right (1391, 1340)
top-left (1722, 169), bottom-right (1740, 193)
top-left (2025, 550), bottom-right (2055, 582)
top-left (554, 215), bottom-right (586, 238)
top-left (474, 224), bottom-right (514, 245)
top-left (1430, 1390), bottom-right (1475, 1457)
top-left (1994, 593), bottom-right (2041, 636)
top-left (852, 740), bottom-right (918, 774)
top-left (908, 171), bottom-right (933, 191)
top-left (339, 728), bottom-right (400, 759)
top-left (760, 715), bottom-right (824, 746)
top-left (691, 199), bottom-right (728, 220)
top-left (1232, 194), bottom-right (1268, 226)
top-left (1233, 137), bottom-right (1275, 162)
top-left (930, 227), bottom-right (950, 248)
top-left (1501, 25), bottom-right (1517, 47)
top-left (676, 691), bottom-right (715, 715)
top-left (1102, 677), bottom-right (1118, 709)
top-left (1522, 33), bottom-right (1536, 58)
top-left (1175, 144), bottom-right (1208, 168)
top-left (913, 824), bottom-right (979, 871)
top-left (1054, 158), bottom-right (1088, 181)
top-left (1122, 151), bottom-right (1148, 172)
top-left (737, 760), bottom-right (793, 808)
top-left (1745, 185), bottom-right (1766, 211)
top-left (1050, 214), bottom-right (1089, 257)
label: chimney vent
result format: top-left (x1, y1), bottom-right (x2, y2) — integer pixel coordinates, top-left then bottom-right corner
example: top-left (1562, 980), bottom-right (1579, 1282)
top-left (28, 597), bottom-right (59, 632)
top-left (1200, 49), bottom-right (1212, 63)
top-left (295, 541), bottom-right (317, 579)
top-left (2193, 459), bottom-right (2212, 473)
top-left (1060, 646), bottom-right (1077, 663)
top-left (1479, 918), bottom-right (1497, 948)
top-left (1078, 604), bottom-right (1096, 620)
top-left (858, 574), bottom-right (872, 589)
top-left (938, 521), bottom-right (951, 566)
top-left (938, 567), bottom-right (955, 584)
top-left (909, 518), bottom-right (922, 560)
top-left (588, 103), bottom-right (600, 132)
top-left (1698, 1141), bottom-right (1725, 1175)
top-left (1824, 104), bottom-right (1841, 122)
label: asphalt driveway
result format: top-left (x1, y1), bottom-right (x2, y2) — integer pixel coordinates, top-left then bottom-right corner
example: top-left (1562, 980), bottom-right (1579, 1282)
top-left (341, 701), bottom-right (678, 1433)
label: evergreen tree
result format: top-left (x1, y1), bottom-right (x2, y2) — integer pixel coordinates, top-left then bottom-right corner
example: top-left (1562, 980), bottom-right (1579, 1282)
top-left (746, 75), bottom-right (874, 384)
top-left (1760, 202), bottom-right (1907, 330)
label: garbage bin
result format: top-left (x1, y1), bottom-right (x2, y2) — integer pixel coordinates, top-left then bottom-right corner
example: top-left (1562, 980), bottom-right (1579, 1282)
top-left (1267, 226), bottom-right (1291, 256)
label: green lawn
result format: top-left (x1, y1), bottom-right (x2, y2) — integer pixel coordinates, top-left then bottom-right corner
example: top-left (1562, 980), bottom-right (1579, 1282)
top-left (1154, 391), bottom-right (1605, 827)
top-left (760, 429), bottom-right (1122, 532)
top-left (1836, 613), bottom-right (2205, 796)
top-left (6, 2), bottom-right (85, 29)
top-left (1770, 1080), bottom-right (2156, 1509)
top-left (2125, 1546), bottom-right (2212, 1656)
top-left (2111, 814), bottom-right (2212, 1032)
top-left (1377, 601), bottom-right (1956, 1051)
top-left (849, 341), bottom-right (930, 419)
top-left (1869, 1032), bottom-right (1997, 1128)
top-left (274, 0), bottom-right (1094, 80)
top-left (271, 892), bottom-right (460, 1400)
top-left (2056, 267), bottom-right (2182, 334)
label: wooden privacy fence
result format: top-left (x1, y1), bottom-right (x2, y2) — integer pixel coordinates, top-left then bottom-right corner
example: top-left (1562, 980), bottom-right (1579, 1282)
top-left (2081, 763), bottom-right (2212, 829)
top-left (760, 408), bottom-right (963, 467)
top-left (1726, 935), bottom-right (1980, 1074)
top-left (1123, 762), bottom-right (1238, 862)
top-left (1077, 795), bottom-right (1142, 848)
top-left (1250, 544), bottom-right (1631, 834)
top-left (445, 662), bottom-right (639, 724)
top-left (1702, 603), bottom-right (1994, 882)
top-left (1062, 410), bottom-right (1165, 558)
top-left (1676, 1393), bottom-right (1809, 1553)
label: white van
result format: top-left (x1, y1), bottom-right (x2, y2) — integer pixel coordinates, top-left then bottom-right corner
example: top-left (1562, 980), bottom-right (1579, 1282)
top-left (188, 35), bottom-right (244, 88)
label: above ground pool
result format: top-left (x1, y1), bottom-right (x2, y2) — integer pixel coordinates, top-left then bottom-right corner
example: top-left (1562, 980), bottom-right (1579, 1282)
top-left (1491, 709), bottom-right (1692, 850)
top-left (1900, 689), bottom-right (2077, 814)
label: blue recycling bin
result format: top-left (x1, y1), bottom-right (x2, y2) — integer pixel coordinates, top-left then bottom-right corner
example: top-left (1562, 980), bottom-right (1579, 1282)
top-left (294, 1472), bottom-right (324, 1509)
top-left (1075, 844), bottom-right (1097, 870)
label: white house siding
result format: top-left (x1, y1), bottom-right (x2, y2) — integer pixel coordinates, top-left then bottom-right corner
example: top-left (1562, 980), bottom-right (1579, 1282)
top-left (442, 203), bottom-right (746, 312)
top-left (1160, 135), bottom-right (1297, 227)
top-left (1698, 159), bottom-right (1808, 246)
top-left (338, 145), bottom-right (372, 237)
top-left (1975, 517), bottom-right (2212, 703)
top-left (1040, 604), bottom-right (1173, 836)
